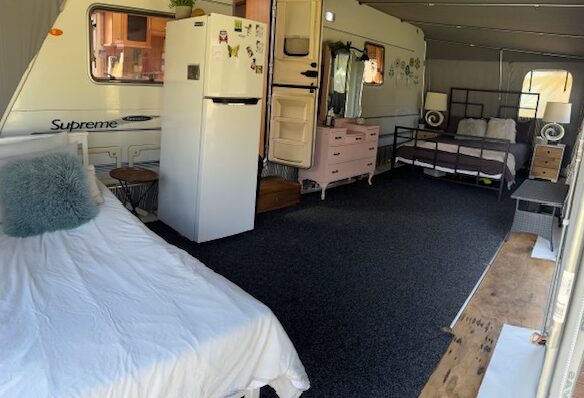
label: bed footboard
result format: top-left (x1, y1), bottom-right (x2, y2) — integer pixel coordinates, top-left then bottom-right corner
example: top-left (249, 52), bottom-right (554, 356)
top-left (391, 126), bottom-right (512, 200)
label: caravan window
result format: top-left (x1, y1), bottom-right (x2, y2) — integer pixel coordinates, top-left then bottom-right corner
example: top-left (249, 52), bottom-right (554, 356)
top-left (519, 70), bottom-right (573, 118)
top-left (89, 8), bottom-right (172, 84)
top-left (363, 42), bottom-right (384, 85)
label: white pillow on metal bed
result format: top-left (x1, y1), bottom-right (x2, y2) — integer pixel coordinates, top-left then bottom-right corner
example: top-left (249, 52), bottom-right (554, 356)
top-left (456, 118), bottom-right (488, 139)
top-left (486, 118), bottom-right (517, 143)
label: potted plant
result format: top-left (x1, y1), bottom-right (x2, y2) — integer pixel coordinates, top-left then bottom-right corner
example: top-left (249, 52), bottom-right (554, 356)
top-left (170, 0), bottom-right (195, 19)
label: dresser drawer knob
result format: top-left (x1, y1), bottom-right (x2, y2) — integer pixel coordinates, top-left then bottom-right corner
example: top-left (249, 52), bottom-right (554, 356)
top-left (367, 163), bottom-right (373, 166)
top-left (333, 152), bottom-right (340, 156)
top-left (369, 147), bottom-right (375, 150)
top-left (332, 170), bottom-right (339, 174)
top-left (356, 137), bottom-right (362, 141)
top-left (370, 133), bottom-right (376, 136)
top-left (335, 136), bottom-right (342, 140)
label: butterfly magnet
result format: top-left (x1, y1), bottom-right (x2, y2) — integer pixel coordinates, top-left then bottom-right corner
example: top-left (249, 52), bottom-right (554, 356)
top-left (227, 45), bottom-right (240, 58)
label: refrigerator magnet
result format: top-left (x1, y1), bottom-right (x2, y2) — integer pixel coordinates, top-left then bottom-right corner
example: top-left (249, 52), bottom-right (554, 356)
top-left (256, 41), bottom-right (264, 54)
top-left (255, 65), bottom-right (263, 74)
top-left (212, 46), bottom-right (224, 59)
top-left (246, 46), bottom-right (254, 58)
top-left (219, 30), bottom-right (228, 43)
top-left (227, 45), bottom-right (240, 58)
top-left (250, 58), bottom-right (256, 70)
top-left (255, 25), bottom-right (264, 38)
top-left (245, 24), bottom-right (252, 36)
top-left (234, 20), bottom-right (242, 32)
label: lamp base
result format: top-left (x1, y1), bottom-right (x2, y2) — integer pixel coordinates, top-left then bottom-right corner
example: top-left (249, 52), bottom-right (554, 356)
top-left (425, 110), bottom-right (444, 128)
top-left (541, 123), bottom-right (565, 142)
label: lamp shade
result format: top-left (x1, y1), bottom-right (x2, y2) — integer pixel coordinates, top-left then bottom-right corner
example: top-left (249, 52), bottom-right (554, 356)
top-left (424, 92), bottom-right (448, 112)
top-left (543, 102), bottom-right (571, 123)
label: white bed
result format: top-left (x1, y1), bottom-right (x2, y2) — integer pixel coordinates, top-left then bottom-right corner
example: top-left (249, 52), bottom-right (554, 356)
top-left (0, 134), bottom-right (309, 398)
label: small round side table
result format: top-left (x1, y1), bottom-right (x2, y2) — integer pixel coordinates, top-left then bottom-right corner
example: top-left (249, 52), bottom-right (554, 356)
top-left (109, 167), bottom-right (159, 216)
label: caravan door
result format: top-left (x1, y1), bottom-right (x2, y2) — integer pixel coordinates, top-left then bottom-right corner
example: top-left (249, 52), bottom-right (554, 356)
top-left (273, 0), bottom-right (322, 87)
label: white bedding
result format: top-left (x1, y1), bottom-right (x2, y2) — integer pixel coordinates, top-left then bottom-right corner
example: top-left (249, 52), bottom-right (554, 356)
top-left (0, 186), bottom-right (309, 398)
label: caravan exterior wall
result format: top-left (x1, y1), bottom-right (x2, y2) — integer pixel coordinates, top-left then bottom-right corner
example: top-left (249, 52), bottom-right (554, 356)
top-left (0, 0), bottom-right (233, 166)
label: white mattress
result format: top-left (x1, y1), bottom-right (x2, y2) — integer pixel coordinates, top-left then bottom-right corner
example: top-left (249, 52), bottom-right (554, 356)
top-left (0, 186), bottom-right (309, 398)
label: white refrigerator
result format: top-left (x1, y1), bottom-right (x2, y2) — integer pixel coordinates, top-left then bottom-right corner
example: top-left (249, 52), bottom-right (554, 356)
top-left (159, 14), bottom-right (267, 242)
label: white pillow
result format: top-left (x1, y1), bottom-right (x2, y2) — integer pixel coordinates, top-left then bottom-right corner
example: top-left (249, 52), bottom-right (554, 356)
top-left (0, 132), bottom-right (69, 159)
top-left (85, 165), bottom-right (104, 205)
top-left (456, 118), bottom-right (488, 139)
top-left (0, 142), bottom-right (78, 224)
top-left (486, 118), bottom-right (516, 143)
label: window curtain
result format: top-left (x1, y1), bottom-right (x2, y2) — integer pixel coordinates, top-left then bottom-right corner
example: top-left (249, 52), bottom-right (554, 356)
top-left (0, 0), bottom-right (64, 125)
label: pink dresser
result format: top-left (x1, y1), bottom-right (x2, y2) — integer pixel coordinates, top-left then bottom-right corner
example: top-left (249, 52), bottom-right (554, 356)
top-left (299, 123), bottom-right (380, 199)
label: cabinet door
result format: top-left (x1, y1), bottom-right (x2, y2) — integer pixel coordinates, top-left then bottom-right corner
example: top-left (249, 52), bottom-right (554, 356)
top-left (273, 0), bottom-right (322, 87)
top-left (268, 87), bottom-right (317, 168)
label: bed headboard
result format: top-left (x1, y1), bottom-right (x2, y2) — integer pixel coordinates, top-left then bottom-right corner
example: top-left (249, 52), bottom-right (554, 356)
top-left (0, 132), bottom-right (90, 166)
top-left (68, 132), bottom-right (89, 166)
top-left (446, 88), bottom-right (540, 140)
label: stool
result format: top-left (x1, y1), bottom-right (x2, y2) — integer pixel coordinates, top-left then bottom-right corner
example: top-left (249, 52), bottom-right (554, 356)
top-left (510, 180), bottom-right (568, 251)
top-left (109, 167), bottom-right (159, 216)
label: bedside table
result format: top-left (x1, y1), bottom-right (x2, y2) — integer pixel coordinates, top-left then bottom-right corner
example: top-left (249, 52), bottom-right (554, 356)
top-left (529, 144), bottom-right (564, 183)
top-left (415, 130), bottom-right (439, 140)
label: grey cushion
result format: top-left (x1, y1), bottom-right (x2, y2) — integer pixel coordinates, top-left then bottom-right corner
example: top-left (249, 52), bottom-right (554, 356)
top-left (0, 152), bottom-right (98, 237)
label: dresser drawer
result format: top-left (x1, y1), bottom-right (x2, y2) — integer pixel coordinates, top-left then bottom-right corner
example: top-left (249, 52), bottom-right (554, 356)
top-left (532, 156), bottom-right (561, 169)
top-left (344, 132), bottom-right (366, 144)
top-left (327, 129), bottom-right (348, 146)
top-left (346, 124), bottom-right (380, 142)
top-left (534, 145), bottom-right (563, 160)
top-left (327, 142), bottom-right (377, 164)
top-left (327, 159), bottom-right (375, 180)
top-left (530, 166), bottom-right (559, 181)
top-left (364, 130), bottom-right (379, 142)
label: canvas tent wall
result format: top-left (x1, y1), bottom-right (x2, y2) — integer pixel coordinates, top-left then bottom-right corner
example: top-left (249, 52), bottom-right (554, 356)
top-left (425, 59), bottom-right (584, 157)
top-left (0, 0), bottom-right (64, 120)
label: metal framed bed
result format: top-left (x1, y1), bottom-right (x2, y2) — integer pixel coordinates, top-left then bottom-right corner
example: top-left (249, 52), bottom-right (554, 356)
top-left (391, 88), bottom-right (540, 200)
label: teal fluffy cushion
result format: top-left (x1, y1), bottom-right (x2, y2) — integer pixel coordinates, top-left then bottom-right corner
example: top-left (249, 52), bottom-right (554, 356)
top-left (0, 153), bottom-right (98, 237)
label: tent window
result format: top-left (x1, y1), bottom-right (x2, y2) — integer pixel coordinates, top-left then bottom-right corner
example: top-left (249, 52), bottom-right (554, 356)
top-left (363, 42), bottom-right (384, 85)
top-left (519, 70), bottom-right (573, 118)
top-left (89, 8), bottom-right (172, 84)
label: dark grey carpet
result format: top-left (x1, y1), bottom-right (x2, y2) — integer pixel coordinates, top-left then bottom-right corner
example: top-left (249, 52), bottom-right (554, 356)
top-left (148, 169), bottom-right (516, 397)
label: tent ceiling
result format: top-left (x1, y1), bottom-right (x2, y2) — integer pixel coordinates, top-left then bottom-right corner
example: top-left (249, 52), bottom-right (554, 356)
top-left (359, 0), bottom-right (584, 61)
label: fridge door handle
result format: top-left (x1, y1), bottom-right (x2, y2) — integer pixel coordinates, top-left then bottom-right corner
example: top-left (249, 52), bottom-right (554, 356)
top-left (209, 98), bottom-right (260, 105)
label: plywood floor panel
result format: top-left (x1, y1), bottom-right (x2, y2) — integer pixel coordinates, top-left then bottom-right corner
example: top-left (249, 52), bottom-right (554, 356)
top-left (420, 233), bottom-right (554, 398)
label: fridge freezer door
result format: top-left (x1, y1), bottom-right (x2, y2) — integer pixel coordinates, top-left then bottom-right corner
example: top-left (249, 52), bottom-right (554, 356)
top-left (195, 98), bottom-right (262, 242)
top-left (204, 14), bottom-right (267, 99)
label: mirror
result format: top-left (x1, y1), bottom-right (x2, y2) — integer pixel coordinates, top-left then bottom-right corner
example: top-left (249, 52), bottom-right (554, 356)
top-left (322, 42), bottom-right (366, 120)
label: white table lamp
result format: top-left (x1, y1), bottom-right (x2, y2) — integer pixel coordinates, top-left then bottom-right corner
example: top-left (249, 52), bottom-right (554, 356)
top-left (541, 102), bottom-right (571, 143)
top-left (424, 92), bottom-right (448, 127)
